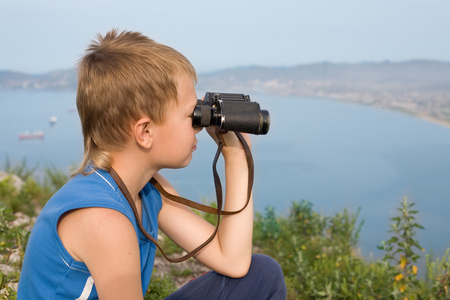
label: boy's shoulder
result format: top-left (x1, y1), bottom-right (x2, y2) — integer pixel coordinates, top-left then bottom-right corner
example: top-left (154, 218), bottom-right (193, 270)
top-left (45, 168), bottom-right (125, 214)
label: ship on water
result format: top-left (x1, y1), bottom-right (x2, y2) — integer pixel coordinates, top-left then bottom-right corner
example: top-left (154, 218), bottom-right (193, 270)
top-left (18, 130), bottom-right (44, 140)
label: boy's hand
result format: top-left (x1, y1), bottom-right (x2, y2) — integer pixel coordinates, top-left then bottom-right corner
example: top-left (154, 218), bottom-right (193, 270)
top-left (206, 127), bottom-right (251, 155)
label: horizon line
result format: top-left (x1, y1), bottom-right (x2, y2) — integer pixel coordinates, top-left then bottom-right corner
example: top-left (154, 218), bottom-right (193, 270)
top-left (1, 58), bottom-right (450, 76)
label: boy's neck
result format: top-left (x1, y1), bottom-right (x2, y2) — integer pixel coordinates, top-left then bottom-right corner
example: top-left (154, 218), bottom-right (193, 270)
top-left (110, 152), bottom-right (157, 203)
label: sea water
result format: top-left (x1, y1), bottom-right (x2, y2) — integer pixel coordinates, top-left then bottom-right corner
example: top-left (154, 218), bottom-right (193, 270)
top-left (1, 90), bottom-right (450, 262)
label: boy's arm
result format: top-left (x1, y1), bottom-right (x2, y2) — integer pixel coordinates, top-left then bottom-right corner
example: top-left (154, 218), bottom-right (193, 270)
top-left (157, 131), bottom-right (253, 278)
top-left (58, 207), bottom-right (144, 299)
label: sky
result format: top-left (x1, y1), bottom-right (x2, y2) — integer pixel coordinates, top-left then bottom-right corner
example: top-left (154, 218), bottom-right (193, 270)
top-left (1, 0), bottom-right (449, 74)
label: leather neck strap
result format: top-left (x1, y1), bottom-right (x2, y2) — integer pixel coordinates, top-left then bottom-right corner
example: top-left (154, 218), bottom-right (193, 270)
top-left (109, 132), bottom-right (253, 263)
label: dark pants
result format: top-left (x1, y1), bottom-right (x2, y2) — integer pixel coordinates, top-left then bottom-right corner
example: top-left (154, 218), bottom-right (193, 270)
top-left (164, 254), bottom-right (287, 300)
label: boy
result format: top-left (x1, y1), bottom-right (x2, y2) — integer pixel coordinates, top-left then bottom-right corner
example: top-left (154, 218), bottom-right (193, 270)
top-left (18, 29), bottom-right (286, 299)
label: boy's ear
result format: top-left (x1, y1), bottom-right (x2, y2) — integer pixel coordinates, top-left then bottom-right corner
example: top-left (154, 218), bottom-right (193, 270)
top-left (134, 117), bottom-right (153, 149)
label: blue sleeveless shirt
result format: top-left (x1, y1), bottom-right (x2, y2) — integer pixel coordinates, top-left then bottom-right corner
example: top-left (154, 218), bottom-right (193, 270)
top-left (18, 168), bottom-right (162, 299)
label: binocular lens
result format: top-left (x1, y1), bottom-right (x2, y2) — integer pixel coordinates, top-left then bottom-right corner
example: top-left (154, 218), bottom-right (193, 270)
top-left (192, 93), bottom-right (270, 135)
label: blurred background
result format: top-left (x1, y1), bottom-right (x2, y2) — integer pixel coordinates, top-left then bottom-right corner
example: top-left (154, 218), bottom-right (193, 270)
top-left (1, 0), bottom-right (450, 280)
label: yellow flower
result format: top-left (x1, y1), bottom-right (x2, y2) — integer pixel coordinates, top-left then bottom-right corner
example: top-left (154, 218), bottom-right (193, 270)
top-left (395, 273), bottom-right (404, 281)
top-left (400, 255), bottom-right (407, 269)
top-left (301, 245), bottom-right (307, 250)
top-left (336, 262), bottom-right (340, 268)
top-left (400, 284), bottom-right (405, 292)
top-left (412, 265), bottom-right (418, 275)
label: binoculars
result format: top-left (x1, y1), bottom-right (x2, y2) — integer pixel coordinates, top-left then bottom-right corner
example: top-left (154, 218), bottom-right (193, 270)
top-left (192, 92), bottom-right (270, 135)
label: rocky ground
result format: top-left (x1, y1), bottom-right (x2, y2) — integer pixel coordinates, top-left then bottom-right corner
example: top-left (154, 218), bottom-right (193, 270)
top-left (153, 255), bottom-right (211, 288)
top-left (0, 210), bottom-right (211, 293)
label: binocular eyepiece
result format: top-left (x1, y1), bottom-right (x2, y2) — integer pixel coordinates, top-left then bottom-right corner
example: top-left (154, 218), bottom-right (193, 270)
top-left (192, 92), bottom-right (270, 135)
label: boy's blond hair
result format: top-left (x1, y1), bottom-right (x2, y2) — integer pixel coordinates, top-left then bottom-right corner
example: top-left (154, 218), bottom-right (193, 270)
top-left (74, 29), bottom-right (197, 175)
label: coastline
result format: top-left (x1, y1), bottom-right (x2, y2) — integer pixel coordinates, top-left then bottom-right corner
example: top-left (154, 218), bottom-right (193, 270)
top-left (298, 94), bottom-right (450, 130)
top-left (416, 113), bottom-right (450, 128)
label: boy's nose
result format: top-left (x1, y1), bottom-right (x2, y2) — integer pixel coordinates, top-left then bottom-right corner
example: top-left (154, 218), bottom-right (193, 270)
top-left (194, 126), bottom-right (203, 134)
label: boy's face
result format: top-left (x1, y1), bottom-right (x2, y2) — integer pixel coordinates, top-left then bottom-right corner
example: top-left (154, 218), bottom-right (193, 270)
top-left (151, 75), bottom-right (200, 169)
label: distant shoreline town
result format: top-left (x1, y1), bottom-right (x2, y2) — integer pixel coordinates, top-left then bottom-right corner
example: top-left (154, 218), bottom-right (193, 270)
top-left (1, 59), bottom-right (450, 127)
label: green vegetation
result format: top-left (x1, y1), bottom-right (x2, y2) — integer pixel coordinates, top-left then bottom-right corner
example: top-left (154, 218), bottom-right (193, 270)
top-left (254, 199), bottom-right (428, 299)
top-left (1, 166), bottom-right (450, 299)
top-left (144, 275), bottom-right (176, 300)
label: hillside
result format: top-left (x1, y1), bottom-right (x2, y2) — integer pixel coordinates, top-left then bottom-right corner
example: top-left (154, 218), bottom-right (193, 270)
top-left (196, 60), bottom-right (450, 126)
top-left (2, 60), bottom-right (450, 125)
top-left (0, 69), bottom-right (77, 90)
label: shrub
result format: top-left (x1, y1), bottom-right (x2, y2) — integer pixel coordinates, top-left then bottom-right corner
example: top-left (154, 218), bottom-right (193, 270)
top-left (378, 197), bottom-right (424, 299)
top-left (145, 274), bottom-right (176, 299)
top-left (254, 200), bottom-right (394, 299)
top-left (0, 205), bottom-right (30, 299)
top-left (425, 249), bottom-right (450, 299)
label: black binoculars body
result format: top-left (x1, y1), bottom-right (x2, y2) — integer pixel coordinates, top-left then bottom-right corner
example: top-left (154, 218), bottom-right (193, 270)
top-left (192, 92), bottom-right (270, 135)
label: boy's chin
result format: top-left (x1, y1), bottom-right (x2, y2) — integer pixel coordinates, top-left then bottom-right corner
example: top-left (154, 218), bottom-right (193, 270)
top-left (168, 156), bottom-right (193, 170)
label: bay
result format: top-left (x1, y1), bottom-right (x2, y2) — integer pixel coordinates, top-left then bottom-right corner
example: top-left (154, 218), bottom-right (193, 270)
top-left (0, 90), bottom-right (83, 173)
top-left (1, 90), bottom-right (450, 263)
